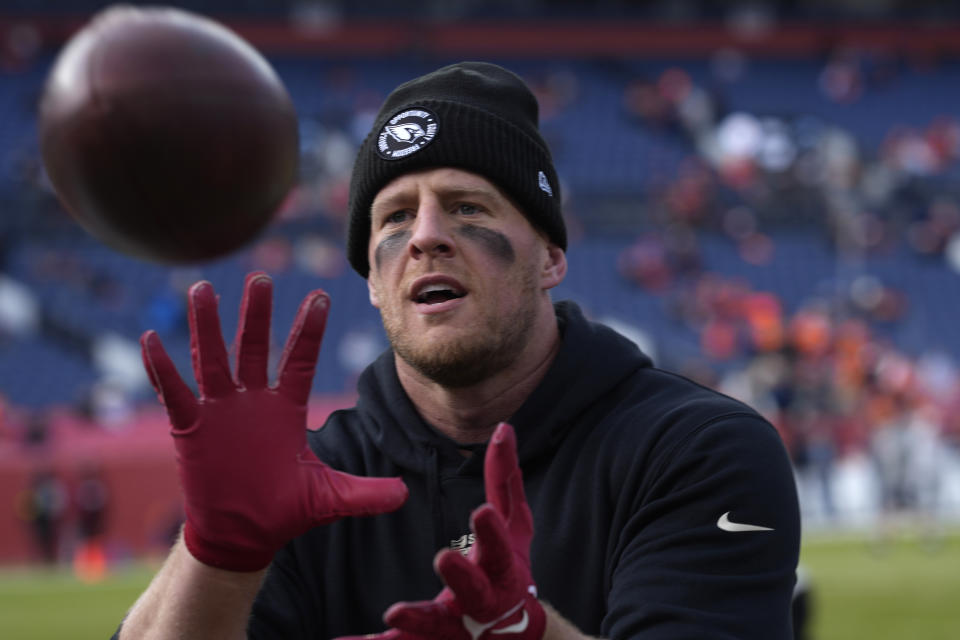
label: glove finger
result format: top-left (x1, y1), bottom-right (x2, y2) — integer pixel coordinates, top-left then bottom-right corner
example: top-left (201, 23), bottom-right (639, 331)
top-left (234, 272), bottom-right (272, 390)
top-left (470, 505), bottom-right (516, 583)
top-left (304, 463), bottom-right (408, 523)
top-left (484, 423), bottom-right (533, 541)
top-left (140, 330), bottom-right (198, 430)
top-left (385, 600), bottom-right (461, 638)
top-left (276, 290), bottom-right (329, 405)
top-left (435, 549), bottom-right (493, 614)
top-left (187, 281), bottom-right (234, 398)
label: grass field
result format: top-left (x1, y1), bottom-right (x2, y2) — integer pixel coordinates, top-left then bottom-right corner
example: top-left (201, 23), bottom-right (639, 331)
top-left (0, 561), bottom-right (156, 640)
top-left (0, 532), bottom-right (958, 639)
top-left (800, 529), bottom-right (960, 639)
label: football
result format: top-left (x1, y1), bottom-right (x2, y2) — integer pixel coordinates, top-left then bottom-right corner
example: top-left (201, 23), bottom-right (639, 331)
top-left (38, 5), bottom-right (299, 263)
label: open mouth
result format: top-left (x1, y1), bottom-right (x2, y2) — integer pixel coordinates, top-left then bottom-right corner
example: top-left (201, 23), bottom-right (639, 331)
top-left (414, 283), bottom-right (467, 305)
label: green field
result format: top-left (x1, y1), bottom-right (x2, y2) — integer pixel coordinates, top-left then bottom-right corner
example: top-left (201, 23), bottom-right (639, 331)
top-left (0, 562), bottom-right (155, 640)
top-left (0, 532), bottom-right (958, 639)
top-left (800, 530), bottom-right (960, 639)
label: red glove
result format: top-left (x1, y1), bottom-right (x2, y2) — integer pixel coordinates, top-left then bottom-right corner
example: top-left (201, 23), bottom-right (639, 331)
top-left (140, 272), bottom-right (408, 571)
top-left (340, 422), bottom-right (545, 640)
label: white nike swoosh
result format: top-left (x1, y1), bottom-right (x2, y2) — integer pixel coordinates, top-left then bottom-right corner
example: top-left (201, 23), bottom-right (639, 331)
top-left (491, 609), bottom-right (529, 635)
top-left (717, 511), bottom-right (774, 532)
top-left (462, 601), bottom-right (525, 640)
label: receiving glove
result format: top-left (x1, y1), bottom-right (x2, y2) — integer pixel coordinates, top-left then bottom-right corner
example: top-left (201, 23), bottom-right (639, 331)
top-left (340, 422), bottom-right (545, 640)
top-left (140, 272), bottom-right (408, 571)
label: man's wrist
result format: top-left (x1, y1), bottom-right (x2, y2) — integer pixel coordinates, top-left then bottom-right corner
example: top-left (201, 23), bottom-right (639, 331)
top-left (182, 521), bottom-right (276, 573)
top-left (118, 534), bottom-right (268, 640)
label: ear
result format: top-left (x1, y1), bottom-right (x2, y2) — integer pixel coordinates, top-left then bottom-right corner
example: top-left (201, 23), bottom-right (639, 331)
top-left (367, 276), bottom-right (382, 309)
top-left (540, 243), bottom-right (567, 291)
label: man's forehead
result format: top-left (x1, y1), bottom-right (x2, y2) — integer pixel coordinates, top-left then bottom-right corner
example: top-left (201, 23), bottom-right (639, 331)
top-left (372, 168), bottom-right (506, 206)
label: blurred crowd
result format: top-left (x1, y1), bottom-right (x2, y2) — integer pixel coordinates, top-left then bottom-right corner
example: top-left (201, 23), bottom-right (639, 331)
top-left (613, 46), bottom-right (960, 528)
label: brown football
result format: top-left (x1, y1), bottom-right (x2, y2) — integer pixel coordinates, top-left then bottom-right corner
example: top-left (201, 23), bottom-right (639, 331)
top-left (38, 5), bottom-right (299, 263)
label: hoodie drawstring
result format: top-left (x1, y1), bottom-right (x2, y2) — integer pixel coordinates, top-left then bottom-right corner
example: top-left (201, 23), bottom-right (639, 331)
top-left (426, 445), bottom-right (445, 553)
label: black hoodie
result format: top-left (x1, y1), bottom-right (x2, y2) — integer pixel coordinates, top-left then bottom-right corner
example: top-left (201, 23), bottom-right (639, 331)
top-left (249, 301), bottom-right (800, 639)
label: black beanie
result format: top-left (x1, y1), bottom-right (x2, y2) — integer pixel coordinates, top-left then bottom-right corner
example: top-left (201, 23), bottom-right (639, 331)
top-left (346, 61), bottom-right (565, 278)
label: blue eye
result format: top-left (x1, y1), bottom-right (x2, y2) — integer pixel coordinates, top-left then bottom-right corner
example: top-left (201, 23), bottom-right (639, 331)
top-left (458, 203), bottom-right (480, 216)
top-left (385, 210), bottom-right (410, 225)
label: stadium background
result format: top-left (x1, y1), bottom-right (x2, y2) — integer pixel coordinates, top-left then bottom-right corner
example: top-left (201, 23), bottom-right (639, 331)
top-left (1, 1), bottom-right (960, 637)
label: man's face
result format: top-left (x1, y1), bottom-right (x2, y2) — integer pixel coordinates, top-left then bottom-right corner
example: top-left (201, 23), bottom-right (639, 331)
top-left (366, 168), bottom-right (565, 387)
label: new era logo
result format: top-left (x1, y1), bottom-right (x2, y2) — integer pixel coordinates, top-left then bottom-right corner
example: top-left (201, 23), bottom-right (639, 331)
top-left (537, 171), bottom-right (553, 196)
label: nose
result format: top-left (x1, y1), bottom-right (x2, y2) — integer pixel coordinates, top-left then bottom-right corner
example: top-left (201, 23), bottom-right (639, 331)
top-left (408, 201), bottom-right (455, 260)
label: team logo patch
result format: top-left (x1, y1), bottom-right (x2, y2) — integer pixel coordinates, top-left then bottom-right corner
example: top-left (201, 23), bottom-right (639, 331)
top-left (377, 108), bottom-right (438, 160)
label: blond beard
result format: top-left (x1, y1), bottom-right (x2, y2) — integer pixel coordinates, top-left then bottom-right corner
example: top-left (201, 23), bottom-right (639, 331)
top-left (382, 271), bottom-right (540, 388)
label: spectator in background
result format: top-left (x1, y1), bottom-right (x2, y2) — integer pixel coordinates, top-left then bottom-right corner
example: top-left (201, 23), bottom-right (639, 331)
top-left (18, 468), bottom-right (67, 564)
top-left (869, 388), bottom-right (947, 541)
top-left (0, 274), bottom-right (40, 341)
top-left (72, 463), bottom-right (111, 582)
top-left (22, 409), bottom-right (51, 448)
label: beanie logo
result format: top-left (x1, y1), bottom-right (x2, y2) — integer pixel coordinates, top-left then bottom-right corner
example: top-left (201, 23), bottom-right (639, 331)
top-left (537, 171), bottom-right (554, 196)
top-left (377, 108), bottom-right (438, 160)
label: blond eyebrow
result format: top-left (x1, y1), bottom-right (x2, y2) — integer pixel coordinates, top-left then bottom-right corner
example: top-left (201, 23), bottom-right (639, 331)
top-left (370, 194), bottom-right (405, 216)
top-left (370, 190), bottom-right (416, 223)
top-left (438, 186), bottom-right (504, 202)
